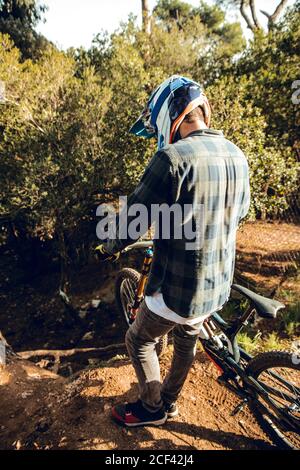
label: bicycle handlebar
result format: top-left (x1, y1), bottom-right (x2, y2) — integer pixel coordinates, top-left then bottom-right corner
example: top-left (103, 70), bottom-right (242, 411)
top-left (122, 240), bottom-right (153, 253)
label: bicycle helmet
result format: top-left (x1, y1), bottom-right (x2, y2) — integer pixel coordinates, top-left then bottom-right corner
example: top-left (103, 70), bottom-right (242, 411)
top-left (130, 75), bottom-right (211, 149)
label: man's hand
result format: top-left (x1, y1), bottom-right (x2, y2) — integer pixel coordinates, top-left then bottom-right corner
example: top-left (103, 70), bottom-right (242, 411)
top-left (95, 244), bottom-right (120, 263)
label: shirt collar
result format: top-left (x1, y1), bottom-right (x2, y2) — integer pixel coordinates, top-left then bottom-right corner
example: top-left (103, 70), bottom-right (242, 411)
top-left (185, 128), bottom-right (223, 138)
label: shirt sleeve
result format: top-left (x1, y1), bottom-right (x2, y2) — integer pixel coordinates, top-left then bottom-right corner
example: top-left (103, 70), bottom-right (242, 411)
top-left (105, 150), bottom-right (173, 254)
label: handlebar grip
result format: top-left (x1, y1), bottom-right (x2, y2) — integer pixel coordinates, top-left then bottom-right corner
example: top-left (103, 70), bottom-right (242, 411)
top-left (122, 240), bottom-right (153, 252)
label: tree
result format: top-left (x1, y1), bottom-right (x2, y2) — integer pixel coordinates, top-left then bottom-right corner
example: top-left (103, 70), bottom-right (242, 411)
top-left (141, 0), bottom-right (151, 35)
top-left (1, 0), bottom-right (298, 314)
top-left (217, 0), bottom-right (289, 33)
top-left (82, 12), bottom-right (298, 220)
top-left (88, 23), bottom-right (157, 193)
top-left (0, 0), bottom-right (49, 59)
top-left (0, 35), bottom-right (111, 304)
top-left (234, 1), bottom-right (300, 150)
top-left (207, 75), bottom-right (298, 219)
top-left (152, 0), bottom-right (246, 83)
top-left (154, 0), bottom-right (193, 28)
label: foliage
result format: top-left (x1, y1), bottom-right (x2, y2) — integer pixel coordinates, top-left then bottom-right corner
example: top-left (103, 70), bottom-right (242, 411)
top-left (0, 0), bottom-right (49, 59)
top-left (0, 34), bottom-right (112, 291)
top-left (207, 75), bottom-right (298, 218)
top-left (0, 0), bottom-right (299, 292)
top-left (238, 331), bottom-right (287, 353)
top-left (153, 0), bottom-right (245, 83)
top-left (237, 331), bottom-right (260, 353)
top-left (72, 4), bottom-right (246, 192)
top-left (93, 27), bottom-right (157, 192)
top-left (263, 332), bottom-right (285, 351)
top-left (235, 2), bottom-right (300, 150)
top-left (154, 0), bottom-right (193, 26)
top-left (279, 300), bottom-right (300, 336)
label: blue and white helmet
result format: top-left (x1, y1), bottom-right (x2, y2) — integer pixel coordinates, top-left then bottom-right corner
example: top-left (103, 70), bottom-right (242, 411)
top-left (130, 75), bottom-right (211, 149)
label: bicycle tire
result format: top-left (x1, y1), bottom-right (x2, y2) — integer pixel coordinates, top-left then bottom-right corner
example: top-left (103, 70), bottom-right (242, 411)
top-left (115, 268), bottom-right (141, 329)
top-left (115, 268), bottom-right (168, 357)
top-left (246, 351), bottom-right (300, 450)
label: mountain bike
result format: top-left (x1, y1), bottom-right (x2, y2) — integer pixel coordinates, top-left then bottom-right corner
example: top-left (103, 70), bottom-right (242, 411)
top-left (114, 240), bottom-right (300, 449)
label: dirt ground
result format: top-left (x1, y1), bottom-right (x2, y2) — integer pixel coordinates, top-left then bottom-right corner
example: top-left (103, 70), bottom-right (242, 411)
top-left (0, 221), bottom-right (299, 450)
top-left (236, 221), bottom-right (300, 293)
top-left (0, 351), bottom-right (273, 450)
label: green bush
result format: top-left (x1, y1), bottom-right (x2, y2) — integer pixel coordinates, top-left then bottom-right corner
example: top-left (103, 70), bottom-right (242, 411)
top-left (0, 35), bottom-right (111, 291)
top-left (235, 2), bottom-right (300, 150)
top-left (0, 0), bottom-right (299, 295)
top-left (207, 76), bottom-right (298, 219)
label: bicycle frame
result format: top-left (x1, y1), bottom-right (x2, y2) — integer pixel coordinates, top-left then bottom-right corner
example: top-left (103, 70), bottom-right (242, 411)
top-left (122, 241), bottom-right (154, 322)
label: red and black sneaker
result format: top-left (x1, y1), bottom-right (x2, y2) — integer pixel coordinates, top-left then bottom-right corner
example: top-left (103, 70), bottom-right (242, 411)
top-left (112, 399), bottom-right (167, 427)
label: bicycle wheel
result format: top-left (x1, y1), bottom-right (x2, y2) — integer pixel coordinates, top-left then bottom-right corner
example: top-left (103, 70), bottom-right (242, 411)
top-left (115, 268), bottom-right (168, 356)
top-left (115, 268), bottom-right (140, 327)
top-left (246, 351), bottom-right (300, 449)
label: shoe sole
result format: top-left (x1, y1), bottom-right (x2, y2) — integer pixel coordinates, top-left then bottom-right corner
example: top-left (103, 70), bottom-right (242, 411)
top-left (112, 413), bottom-right (167, 428)
top-left (125, 415), bottom-right (168, 427)
top-left (167, 409), bottom-right (179, 418)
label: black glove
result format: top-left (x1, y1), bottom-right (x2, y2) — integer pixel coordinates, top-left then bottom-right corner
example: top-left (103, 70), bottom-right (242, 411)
top-left (95, 244), bottom-right (120, 263)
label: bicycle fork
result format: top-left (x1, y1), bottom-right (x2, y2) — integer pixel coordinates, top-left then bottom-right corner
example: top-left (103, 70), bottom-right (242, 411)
top-left (129, 246), bottom-right (153, 322)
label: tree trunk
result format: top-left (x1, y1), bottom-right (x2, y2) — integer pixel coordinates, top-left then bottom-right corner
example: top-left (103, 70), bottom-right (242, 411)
top-left (238, 0), bottom-right (288, 33)
top-left (58, 228), bottom-right (71, 294)
top-left (240, 0), bottom-right (255, 32)
top-left (260, 0), bottom-right (288, 31)
top-left (249, 0), bottom-right (262, 30)
top-left (141, 0), bottom-right (151, 35)
top-left (57, 228), bottom-right (79, 319)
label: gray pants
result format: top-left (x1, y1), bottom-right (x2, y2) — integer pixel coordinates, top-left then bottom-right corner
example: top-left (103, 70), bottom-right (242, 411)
top-left (125, 301), bottom-right (204, 413)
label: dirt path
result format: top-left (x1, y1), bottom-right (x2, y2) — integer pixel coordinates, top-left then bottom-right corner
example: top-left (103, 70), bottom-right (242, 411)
top-left (0, 351), bottom-right (273, 450)
top-left (236, 222), bottom-right (300, 292)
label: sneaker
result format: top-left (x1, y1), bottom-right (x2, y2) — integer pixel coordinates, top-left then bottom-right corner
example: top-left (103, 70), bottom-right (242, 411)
top-left (112, 399), bottom-right (167, 427)
top-left (164, 402), bottom-right (179, 418)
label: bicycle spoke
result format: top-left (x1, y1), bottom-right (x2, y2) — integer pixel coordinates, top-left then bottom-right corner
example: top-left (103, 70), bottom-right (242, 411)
top-left (120, 278), bottom-right (137, 323)
top-left (261, 368), bottom-right (300, 410)
top-left (122, 280), bottom-right (134, 303)
top-left (258, 379), bottom-right (300, 408)
top-left (266, 368), bottom-right (300, 395)
top-left (124, 279), bottom-right (135, 300)
top-left (256, 366), bottom-right (300, 448)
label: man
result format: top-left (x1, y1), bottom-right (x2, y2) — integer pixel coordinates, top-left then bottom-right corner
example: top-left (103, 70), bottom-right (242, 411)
top-left (96, 75), bottom-right (250, 427)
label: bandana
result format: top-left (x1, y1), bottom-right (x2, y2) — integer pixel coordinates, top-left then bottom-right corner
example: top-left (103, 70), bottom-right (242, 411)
top-left (130, 75), bottom-right (211, 149)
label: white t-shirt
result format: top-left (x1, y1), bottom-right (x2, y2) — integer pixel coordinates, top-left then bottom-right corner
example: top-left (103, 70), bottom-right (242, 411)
top-left (145, 292), bottom-right (211, 326)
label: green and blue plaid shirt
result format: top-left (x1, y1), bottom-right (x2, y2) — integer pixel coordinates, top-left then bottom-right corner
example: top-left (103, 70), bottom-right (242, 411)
top-left (106, 129), bottom-right (250, 319)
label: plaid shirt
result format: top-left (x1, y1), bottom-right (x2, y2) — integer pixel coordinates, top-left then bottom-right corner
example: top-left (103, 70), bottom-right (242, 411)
top-left (106, 129), bottom-right (250, 319)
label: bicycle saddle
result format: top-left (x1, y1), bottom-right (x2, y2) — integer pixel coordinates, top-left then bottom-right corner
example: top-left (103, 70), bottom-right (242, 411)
top-left (231, 284), bottom-right (285, 319)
